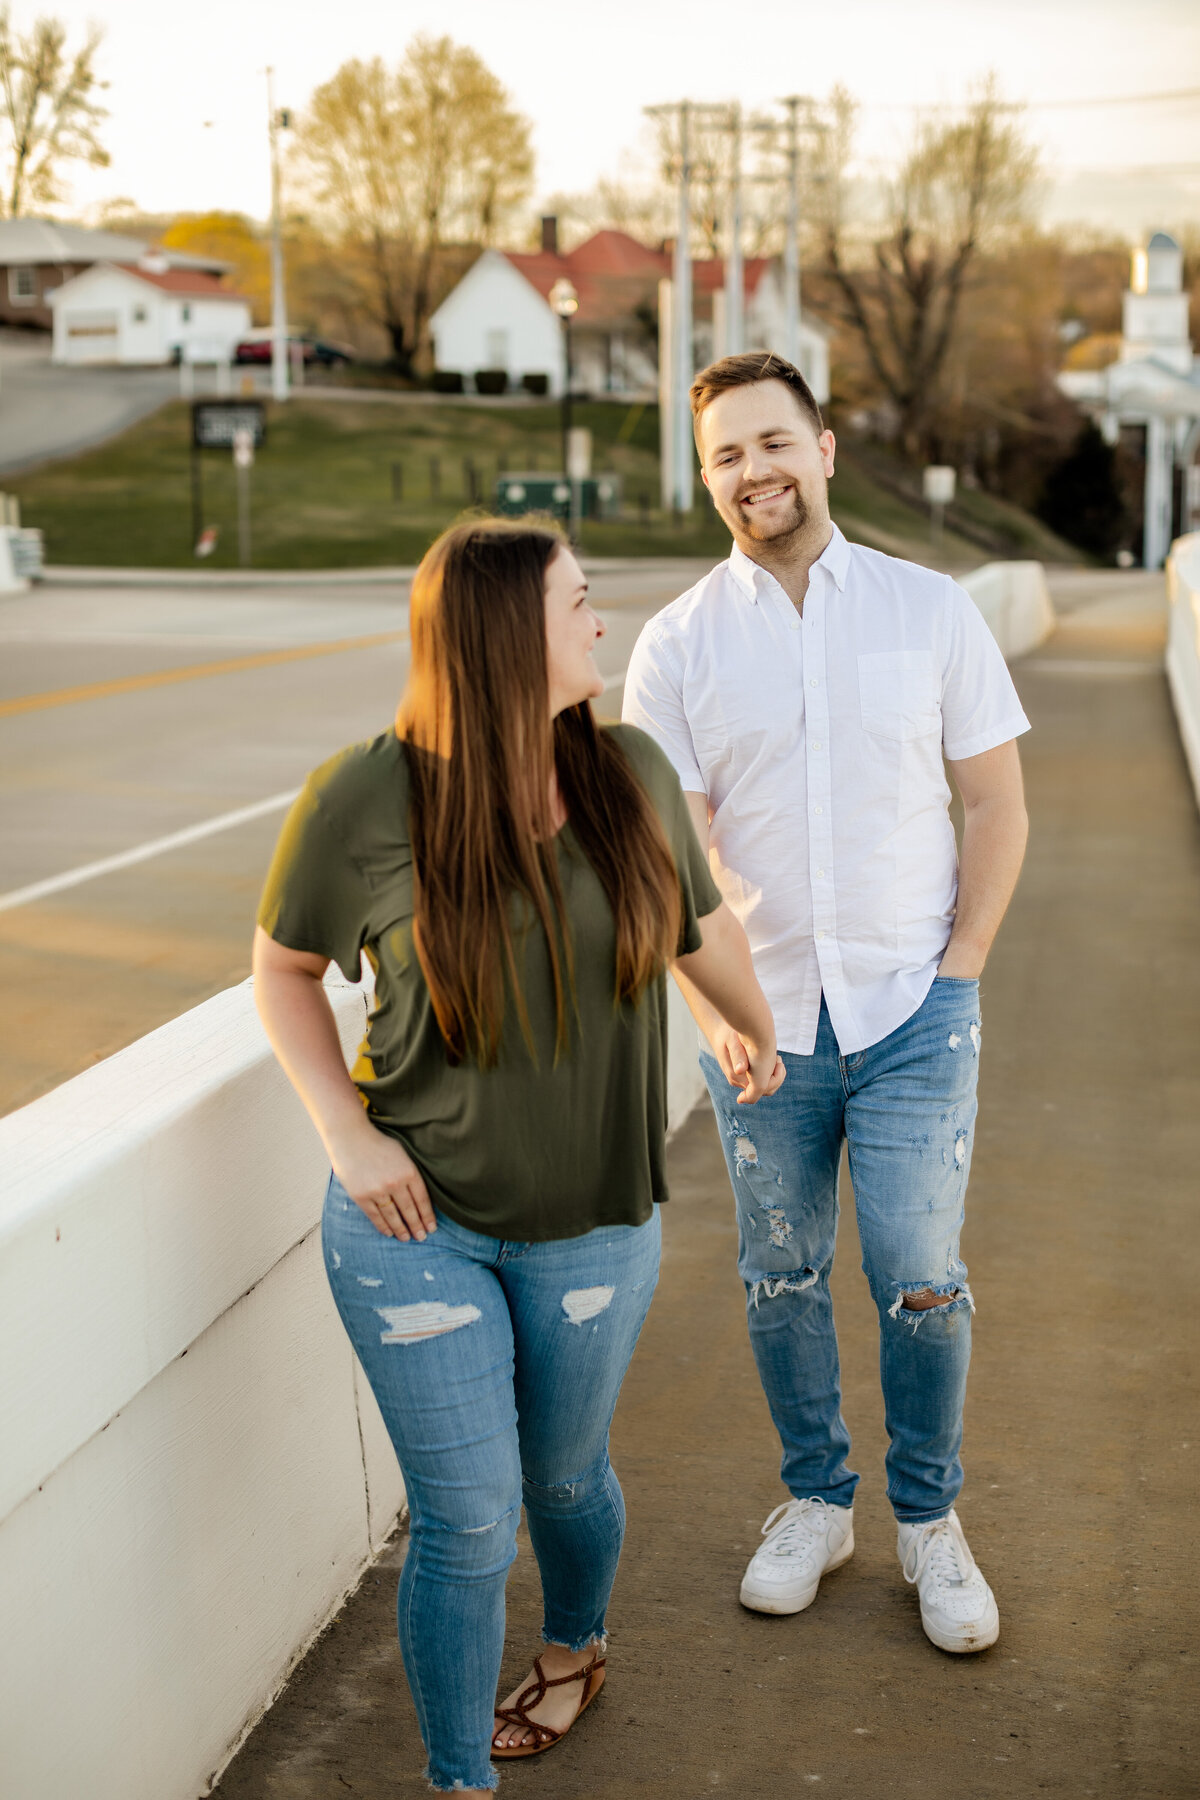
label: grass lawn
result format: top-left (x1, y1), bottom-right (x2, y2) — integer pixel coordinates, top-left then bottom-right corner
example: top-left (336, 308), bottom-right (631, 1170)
top-left (8, 394), bottom-right (1035, 571)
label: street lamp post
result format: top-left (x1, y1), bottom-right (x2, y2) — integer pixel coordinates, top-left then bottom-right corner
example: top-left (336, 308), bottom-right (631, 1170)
top-left (266, 69), bottom-right (291, 405)
top-left (550, 277), bottom-right (579, 540)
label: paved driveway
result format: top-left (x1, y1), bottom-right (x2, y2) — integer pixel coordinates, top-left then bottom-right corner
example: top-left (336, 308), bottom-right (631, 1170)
top-left (0, 330), bottom-right (177, 476)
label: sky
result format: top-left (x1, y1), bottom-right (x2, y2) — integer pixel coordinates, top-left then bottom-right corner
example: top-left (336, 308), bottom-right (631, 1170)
top-left (33, 0), bottom-right (1200, 236)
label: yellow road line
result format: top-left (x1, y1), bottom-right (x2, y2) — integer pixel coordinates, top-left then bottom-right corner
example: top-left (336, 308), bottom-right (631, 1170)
top-left (0, 628), bottom-right (410, 719)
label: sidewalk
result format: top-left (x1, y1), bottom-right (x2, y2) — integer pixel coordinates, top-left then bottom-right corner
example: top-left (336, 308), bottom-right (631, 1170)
top-left (217, 584), bottom-right (1198, 1800)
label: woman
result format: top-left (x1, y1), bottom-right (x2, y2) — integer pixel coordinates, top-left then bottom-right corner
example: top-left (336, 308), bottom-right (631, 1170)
top-left (253, 517), bottom-right (782, 1796)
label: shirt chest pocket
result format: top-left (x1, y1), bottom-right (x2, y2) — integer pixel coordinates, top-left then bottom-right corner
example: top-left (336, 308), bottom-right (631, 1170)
top-left (857, 650), bottom-right (941, 742)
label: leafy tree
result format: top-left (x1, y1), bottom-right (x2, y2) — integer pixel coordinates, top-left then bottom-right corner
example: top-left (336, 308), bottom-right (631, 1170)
top-left (812, 79), bottom-right (1037, 460)
top-left (160, 212), bottom-right (272, 322)
top-left (1037, 421), bottom-right (1129, 560)
top-left (0, 7), bottom-right (107, 216)
top-left (293, 36), bottom-right (533, 374)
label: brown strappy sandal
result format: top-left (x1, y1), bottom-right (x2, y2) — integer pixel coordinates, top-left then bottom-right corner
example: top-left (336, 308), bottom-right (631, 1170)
top-left (491, 1648), bottom-right (606, 1760)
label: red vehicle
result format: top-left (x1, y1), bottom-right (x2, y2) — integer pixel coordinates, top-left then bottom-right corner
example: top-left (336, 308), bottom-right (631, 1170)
top-left (234, 331), bottom-right (354, 368)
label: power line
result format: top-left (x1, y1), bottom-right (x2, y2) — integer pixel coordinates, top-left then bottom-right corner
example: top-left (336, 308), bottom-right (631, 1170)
top-left (874, 86), bottom-right (1200, 113)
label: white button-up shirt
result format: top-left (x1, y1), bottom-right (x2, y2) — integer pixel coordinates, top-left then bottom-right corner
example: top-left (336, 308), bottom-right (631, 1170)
top-left (622, 525), bottom-right (1031, 1055)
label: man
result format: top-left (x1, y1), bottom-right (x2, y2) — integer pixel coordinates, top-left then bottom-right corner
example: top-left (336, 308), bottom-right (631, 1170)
top-left (623, 353), bottom-right (1029, 1654)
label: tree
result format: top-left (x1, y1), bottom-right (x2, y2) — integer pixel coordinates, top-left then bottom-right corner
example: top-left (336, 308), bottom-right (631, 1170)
top-left (813, 80), bottom-right (1037, 459)
top-left (0, 8), bottom-right (107, 216)
top-left (160, 212), bottom-right (272, 322)
top-left (293, 36), bottom-right (533, 373)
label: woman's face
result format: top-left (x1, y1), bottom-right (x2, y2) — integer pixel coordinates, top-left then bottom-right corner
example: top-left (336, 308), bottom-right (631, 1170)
top-left (544, 545), bottom-right (606, 717)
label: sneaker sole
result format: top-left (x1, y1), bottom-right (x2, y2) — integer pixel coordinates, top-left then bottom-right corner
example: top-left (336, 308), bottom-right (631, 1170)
top-left (919, 1592), bottom-right (1000, 1655)
top-left (739, 1530), bottom-right (855, 1615)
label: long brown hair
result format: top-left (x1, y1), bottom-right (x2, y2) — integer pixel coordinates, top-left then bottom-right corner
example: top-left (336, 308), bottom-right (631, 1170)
top-left (397, 517), bottom-right (682, 1067)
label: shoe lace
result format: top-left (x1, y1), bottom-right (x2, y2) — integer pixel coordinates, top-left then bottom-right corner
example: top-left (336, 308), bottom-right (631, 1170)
top-left (902, 1514), bottom-right (976, 1589)
top-left (760, 1497), bottom-right (830, 1556)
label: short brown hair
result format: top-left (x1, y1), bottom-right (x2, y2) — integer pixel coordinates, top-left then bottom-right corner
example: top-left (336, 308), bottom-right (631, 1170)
top-left (690, 352), bottom-right (824, 442)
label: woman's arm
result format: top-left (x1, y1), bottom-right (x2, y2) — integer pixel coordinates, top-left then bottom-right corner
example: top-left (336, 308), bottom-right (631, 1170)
top-left (252, 926), bottom-right (437, 1240)
top-left (672, 901), bottom-right (785, 1104)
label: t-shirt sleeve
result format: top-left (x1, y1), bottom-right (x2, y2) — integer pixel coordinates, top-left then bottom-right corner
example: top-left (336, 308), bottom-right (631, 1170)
top-left (622, 621), bottom-right (708, 795)
top-left (940, 576), bottom-right (1032, 762)
top-left (257, 780), bottom-right (370, 982)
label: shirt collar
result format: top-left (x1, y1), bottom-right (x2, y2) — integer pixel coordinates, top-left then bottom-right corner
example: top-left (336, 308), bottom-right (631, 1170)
top-left (727, 521), bottom-right (852, 604)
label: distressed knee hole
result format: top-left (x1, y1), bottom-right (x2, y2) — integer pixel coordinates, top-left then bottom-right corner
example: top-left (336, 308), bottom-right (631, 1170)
top-left (734, 1134), bottom-right (758, 1166)
top-left (376, 1301), bottom-right (481, 1343)
top-left (750, 1268), bottom-right (819, 1307)
top-left (562, 1286), bottom-right (614, 1326)
top-left (899, 1286), bottom-right (958, 1311)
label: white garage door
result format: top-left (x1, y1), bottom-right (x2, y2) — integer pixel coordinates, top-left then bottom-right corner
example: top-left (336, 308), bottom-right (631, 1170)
top-left (62, 310), bottom-right (120, 363)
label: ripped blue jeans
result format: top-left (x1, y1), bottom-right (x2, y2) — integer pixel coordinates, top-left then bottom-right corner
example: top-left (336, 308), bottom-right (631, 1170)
top-left (701, 979), bottom-right (981, 1525)
top-left (322, 1175), bottom-right (660, 1793)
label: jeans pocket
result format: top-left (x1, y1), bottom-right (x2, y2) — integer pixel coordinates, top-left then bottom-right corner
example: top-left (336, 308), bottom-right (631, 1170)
top-left (933, 975), bottom-right (979, 986)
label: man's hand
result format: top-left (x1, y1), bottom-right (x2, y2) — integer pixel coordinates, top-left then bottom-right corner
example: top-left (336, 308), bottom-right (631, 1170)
top-left (705, 1020), bottom-right (786, 1104)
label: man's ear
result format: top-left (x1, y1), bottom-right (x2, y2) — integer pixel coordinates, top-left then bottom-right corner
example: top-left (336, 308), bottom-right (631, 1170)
top-left (700, 466), bottom-right (711, 490)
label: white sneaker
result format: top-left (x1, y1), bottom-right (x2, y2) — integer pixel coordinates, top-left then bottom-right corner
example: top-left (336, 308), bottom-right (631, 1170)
top-left (897, 1509), bottom-right (1000, 1653)
top-left (739, 1497), bottom-right (855, 1614)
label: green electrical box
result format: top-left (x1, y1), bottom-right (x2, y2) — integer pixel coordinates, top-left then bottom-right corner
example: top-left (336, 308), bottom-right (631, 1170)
top-left (494, 473), bottom-right (622, 522)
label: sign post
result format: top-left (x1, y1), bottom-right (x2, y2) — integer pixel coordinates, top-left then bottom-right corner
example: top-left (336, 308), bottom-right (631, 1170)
top-left (190, 400), bottom-right (267, 560)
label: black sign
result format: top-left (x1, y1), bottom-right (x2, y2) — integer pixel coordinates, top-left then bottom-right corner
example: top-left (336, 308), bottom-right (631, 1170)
top-left (192, 401), bottom-right (267, 450)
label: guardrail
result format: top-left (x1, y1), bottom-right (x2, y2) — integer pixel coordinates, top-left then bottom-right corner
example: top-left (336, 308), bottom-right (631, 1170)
top-left (1166, 531), bottom-right (1200, 810)
top-left (0, 558), bottom-right (1055, 1799)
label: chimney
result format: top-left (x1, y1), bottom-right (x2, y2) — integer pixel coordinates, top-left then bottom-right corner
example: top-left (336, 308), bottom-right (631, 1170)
top-left (541, 215), bottom-right (559, 256)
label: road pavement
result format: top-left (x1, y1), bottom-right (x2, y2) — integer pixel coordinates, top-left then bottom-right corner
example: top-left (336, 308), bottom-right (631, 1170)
top-left (0, 329), bottom-right (178, 477)
top-left (212, 567), bottom-right (1198, 1800)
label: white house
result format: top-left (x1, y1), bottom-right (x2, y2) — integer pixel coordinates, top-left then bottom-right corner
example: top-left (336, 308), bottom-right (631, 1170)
top-left (429, 224), bottom-right (829, 403)
top-left (1059, 231), bottom-right (1200, 568)
top-left (48, 257), bottom-right (251, 368)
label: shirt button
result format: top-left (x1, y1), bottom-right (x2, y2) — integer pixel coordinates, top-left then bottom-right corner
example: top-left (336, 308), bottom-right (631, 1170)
top-left (812, 739), bottom-right (821, 750)
top-left (814, 805), bottom-right (823, 815)
top-left (817, 930), bottom-right (827, 940)
top-left (809, 678), bottom-right (818, 688)
top-left (817, 867), bottom-right (825, 877)
top-left (789, 616), bottom-right (800, 631)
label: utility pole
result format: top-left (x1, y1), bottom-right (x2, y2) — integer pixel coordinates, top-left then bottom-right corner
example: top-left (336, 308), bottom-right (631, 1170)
top-left (725, 102), bottom-right (744, 357)
top-left (266, 68), bottom-right (289, 405)
top-left (779, 95), bottom-right (806, 369)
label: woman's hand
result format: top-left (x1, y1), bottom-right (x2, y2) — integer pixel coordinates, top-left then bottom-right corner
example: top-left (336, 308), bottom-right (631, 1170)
top-left (328, 1117), bottom-right (438, 1241)
top-left (706, 1021), bottom-right (786, 1104)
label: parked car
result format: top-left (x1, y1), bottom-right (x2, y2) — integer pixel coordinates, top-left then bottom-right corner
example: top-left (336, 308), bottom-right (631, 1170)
top-left (234, 332), bottom-right (354, 368)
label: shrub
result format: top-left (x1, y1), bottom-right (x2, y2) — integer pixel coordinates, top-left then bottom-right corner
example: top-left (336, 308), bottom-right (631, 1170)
top-left (521, 372), bottom-right (549, 397)
top-left (474, 369), bottom-right (508, 395)
top-left (432, 369), bottom-right (465, 394)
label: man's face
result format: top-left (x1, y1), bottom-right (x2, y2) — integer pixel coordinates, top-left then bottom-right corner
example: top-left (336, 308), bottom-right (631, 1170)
top-left (697, 379), bottom-right (836, 547)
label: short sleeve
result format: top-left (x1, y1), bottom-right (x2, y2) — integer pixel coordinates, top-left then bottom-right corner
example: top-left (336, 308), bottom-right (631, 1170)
top-left (257, 782), bottom-right (370, 982)
top-left (668, 777), bottom-right (723, 955)
top-left (622, 623), bottom-right (708, 795)
top-left (940, 577), bottom-right (1032, 762)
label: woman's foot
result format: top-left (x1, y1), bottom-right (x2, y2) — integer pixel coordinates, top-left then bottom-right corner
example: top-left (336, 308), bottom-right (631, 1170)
top-left (492, 1641), bottom-right (605, 1752)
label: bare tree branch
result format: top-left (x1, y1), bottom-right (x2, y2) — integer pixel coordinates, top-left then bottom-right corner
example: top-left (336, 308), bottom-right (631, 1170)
top-left (0, 8), bottom-right (108, 216)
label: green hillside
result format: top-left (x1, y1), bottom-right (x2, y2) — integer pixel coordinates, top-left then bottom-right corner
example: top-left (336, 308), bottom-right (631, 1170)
top-left (7, 395), bottom-right (1080, 572)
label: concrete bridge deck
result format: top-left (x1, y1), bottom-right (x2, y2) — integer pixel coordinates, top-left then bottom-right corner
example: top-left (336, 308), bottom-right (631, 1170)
top-left (209, 574), bottom-right (1198, 1800)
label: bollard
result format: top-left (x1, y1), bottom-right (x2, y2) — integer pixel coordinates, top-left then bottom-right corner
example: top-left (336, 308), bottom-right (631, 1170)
top-left (391, 462), bottom-right (404, 503)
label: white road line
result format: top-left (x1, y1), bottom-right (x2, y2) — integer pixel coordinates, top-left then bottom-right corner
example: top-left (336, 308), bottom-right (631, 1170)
top-left (0, 791), bottom-right (301, 914)
top-left (0, 667), bottom-right (631, 914)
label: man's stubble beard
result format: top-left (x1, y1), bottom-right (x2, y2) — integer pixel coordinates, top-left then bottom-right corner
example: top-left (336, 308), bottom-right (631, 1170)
top-left (717, 484), bottom-right (811, 550)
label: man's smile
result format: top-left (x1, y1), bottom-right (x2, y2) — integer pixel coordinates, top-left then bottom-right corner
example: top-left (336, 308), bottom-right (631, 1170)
top-left (740, 485), bottom-right (793, 507)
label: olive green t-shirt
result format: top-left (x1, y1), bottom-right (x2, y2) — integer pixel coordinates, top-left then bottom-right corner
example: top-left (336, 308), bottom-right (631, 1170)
top-left (257, 723), bottom-right (721, 1242)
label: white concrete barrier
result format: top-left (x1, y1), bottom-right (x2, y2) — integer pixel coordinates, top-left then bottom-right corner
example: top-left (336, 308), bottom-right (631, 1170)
top-left (0, 970), bottom-right (404, 1800)
top-left (0, 964), bottom-right (703, 1799)
top-left (1165, 532), bottom-right (1200, 809)
top-left (959, 560), bottom-right (1056, 661)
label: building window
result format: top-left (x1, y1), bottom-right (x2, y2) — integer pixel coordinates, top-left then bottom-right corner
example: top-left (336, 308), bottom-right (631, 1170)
top-left (8, 266), bottom-right (36, 304)
top-left (485, 328), bottom-right (509, 367)
top-left (132, 305), bottom-right (147, 323)
top-left (181, 303), bottom-right (192, 323)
